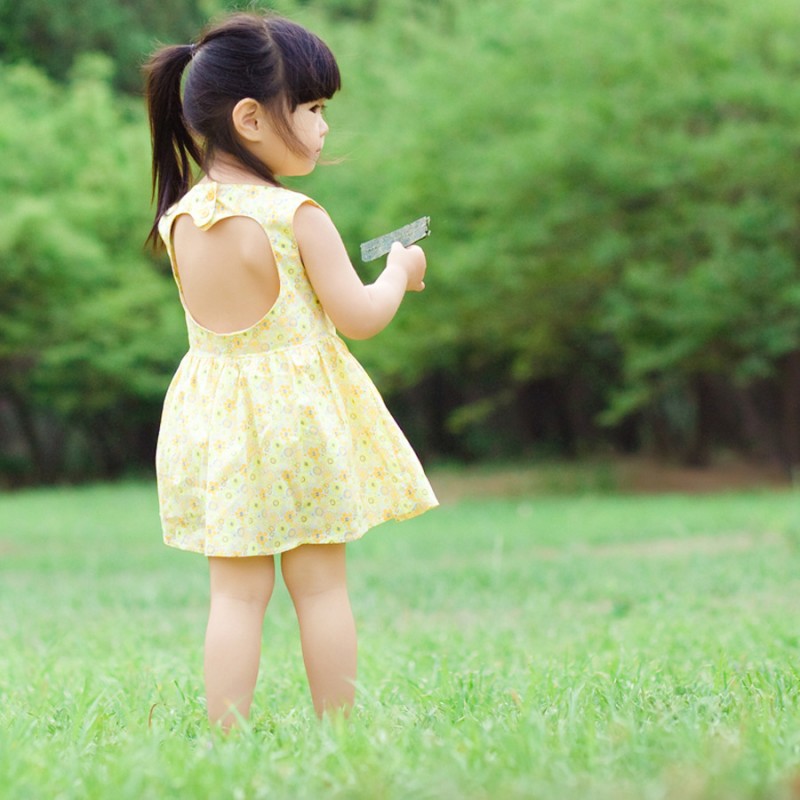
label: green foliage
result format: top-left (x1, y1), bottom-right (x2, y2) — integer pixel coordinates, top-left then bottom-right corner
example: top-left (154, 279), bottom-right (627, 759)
top-left (3, 481), bottom-right (800, 798)
top-left (0, 57), bottom-right (185, 477)
top-left (294, 0), bottom-right (800, 455)
top-left (0, 0), bottom-right (208, 92)
top-left (316, 0), bottom-right (800, 368)
top-left (4, 0), bottom-right (800, 477)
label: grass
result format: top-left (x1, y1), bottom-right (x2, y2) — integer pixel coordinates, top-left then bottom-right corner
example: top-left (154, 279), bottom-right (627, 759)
top-left (2, 473), bottom-right (800, 798)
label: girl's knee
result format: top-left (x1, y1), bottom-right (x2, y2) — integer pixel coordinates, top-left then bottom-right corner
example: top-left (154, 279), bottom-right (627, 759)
top-left (209, 555), bottom-right (275, 606)
top-left (281, 543), bottom-right (347, 600)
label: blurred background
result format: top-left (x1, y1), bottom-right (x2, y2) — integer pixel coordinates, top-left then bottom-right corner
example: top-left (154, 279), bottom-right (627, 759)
top-left (1, 0), bottom-right (800, 487)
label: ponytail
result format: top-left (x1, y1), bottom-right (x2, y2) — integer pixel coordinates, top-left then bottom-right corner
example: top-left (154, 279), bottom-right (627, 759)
top-left (144, 44), bottom-right (202, 248)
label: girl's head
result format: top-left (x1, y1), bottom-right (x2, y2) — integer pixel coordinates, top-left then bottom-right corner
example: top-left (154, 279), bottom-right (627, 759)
top-left (144, 13), bottom-right (341, 244)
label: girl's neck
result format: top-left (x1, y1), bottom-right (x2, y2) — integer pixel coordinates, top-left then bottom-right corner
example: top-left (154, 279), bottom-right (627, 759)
top-left (204, 153), bottom-right (277, 186)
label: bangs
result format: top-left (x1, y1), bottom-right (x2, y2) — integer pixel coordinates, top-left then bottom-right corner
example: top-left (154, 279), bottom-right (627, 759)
top-left (269, 18), bottom-right (342, 106)
top-left (290, 48), bottom-right (341, 105)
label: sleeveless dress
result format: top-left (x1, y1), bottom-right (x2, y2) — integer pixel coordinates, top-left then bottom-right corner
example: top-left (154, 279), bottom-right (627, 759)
top-left (155, 182), bottom-right (438, 557)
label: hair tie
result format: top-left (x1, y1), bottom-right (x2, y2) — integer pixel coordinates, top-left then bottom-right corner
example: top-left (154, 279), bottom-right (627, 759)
top-left (189, 43), bottom-right (197, 57)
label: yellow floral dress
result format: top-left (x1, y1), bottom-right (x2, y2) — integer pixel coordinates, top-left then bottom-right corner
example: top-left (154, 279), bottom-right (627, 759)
top-left (155, 182), bottom-right (438, 556)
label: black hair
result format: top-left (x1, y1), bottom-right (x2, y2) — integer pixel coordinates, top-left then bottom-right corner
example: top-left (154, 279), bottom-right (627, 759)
top-left (144, 12), bottom-right (341, 247)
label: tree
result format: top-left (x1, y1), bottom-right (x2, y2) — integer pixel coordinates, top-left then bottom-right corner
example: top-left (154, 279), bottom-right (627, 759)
top-left (301, 0), bottom-right (800, 463)
top-left (4, 0), bottom-right (800, 481)
top-left (0, 57), bottom-right (185, 480)
top-left (0, 0), bottom-right (208, 92)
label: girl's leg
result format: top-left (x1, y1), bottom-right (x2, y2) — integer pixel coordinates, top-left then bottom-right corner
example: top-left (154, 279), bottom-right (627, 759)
top-left (281, 543), bottom-right (357, 717)
top-left (205, 555), bottom-right (275, 729)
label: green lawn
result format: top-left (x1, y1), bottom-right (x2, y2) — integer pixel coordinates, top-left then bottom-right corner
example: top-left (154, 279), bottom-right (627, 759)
top-left (2, 479), bottom-right (800, 799)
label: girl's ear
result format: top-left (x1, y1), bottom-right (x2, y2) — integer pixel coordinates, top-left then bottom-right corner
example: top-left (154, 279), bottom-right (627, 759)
top-left (231, 98), bottom-right (264, 142)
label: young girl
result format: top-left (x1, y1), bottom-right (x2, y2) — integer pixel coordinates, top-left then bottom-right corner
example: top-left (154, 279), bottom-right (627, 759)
top-left (144, 12), bottom-right (438, 729)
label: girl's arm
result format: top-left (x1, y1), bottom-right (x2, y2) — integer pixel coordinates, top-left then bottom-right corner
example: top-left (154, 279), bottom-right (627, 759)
top-left (295, 203), bottom-right (426, 340)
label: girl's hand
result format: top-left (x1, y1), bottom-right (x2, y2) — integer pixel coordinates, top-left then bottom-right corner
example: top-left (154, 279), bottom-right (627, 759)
top-left (387, 241), bottom-right (427, 292)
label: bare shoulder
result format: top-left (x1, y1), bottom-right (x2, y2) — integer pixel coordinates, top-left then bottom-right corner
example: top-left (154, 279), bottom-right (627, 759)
top-left (293, 200), bottom-right (341, 247)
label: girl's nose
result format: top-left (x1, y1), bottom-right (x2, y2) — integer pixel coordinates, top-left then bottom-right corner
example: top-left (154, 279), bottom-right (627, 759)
top-left (321, 117), bottom-right (330, 135)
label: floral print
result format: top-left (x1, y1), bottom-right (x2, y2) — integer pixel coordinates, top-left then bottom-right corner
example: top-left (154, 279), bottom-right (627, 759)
top-left (155, 182), bottom-right (438, 556)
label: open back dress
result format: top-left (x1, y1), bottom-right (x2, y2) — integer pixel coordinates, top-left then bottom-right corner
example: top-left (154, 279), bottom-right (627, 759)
top-left (155, 181), bottom-right (438, 556)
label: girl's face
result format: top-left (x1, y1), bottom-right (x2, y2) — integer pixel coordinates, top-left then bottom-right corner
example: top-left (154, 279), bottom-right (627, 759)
top-left (258, 99), bottom-right (330, 177)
